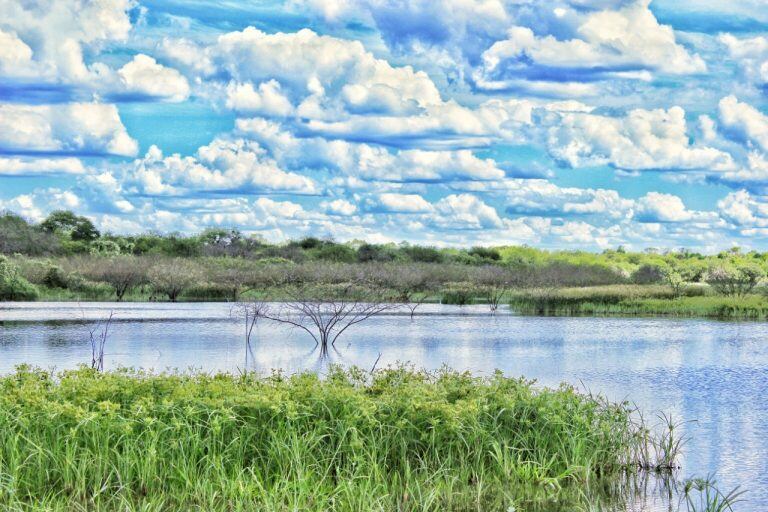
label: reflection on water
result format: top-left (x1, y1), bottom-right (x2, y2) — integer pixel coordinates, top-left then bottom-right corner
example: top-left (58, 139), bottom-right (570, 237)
top-left (0, 302), bottom-right (766, 510)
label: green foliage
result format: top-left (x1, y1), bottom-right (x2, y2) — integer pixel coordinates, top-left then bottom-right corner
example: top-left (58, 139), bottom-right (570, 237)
top-left (0, 255), bottom-right (38, 300)
top-left (0, 366), bottom-right (642, 511)
top-left (312, 243), bottom-right (357, 263)
top-left (42, 265), bottom-right (68, 289)
top-left (441, 285), bottom-right (475, 305)
top-left (705, 259), bottom-right (765, 296)
top-left (468, 246), bottom-right (501, 261)
top-left (40, 210), bottom-right (100, 242)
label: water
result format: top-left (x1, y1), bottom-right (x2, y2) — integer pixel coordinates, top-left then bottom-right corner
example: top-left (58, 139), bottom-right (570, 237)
top-left (1, 301), bottom-right (766, 510)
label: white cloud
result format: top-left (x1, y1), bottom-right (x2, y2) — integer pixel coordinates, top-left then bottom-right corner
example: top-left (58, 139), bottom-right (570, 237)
top-left (499, 179), bottom-right (633, 219)
top-left (718, 190), bottom-right (768, 227)
top-left (236, 116), bottom-right (509, 181)
top-left (225, 80), bottom-right (294, 116)
top-left (475, 0), bottom-right (705, 92)
top-left (0, 157), bottom-right (86, 176)
top-left (123, 139), bottom-right (318, 196)
top-left (321, 198), bottom-right (357, 216)
top-left (165, 27), bottom-right (442, 118)
top-left (366, 193), bottom-right (434, 213)
top-left (433, 193), bottom-right (503, 229)
top-left (0, 188), bottom-right (81, 222)
top-left (718, 96), bottom-right (768, 152)
top-left (547, 106), bottom-right (735, 171)
top-left (0, 0), bottom-right (131, 84)
top-left (117, 54), bottom-right (190, 102)
top-left (719, 34), bottom-right (768, 88)
top-left (0, 103), bottom-right (138, 156)
top-left (635, 192), bottom-right (693, 223)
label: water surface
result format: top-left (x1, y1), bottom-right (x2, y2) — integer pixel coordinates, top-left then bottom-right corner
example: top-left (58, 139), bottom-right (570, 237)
top-left (1, 302), bottom-right (766, 510)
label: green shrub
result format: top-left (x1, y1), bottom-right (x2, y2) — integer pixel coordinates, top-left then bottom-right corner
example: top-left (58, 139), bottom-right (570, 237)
top-left (42, 265), bottom-right (69, 289)
top-left (0, 255), bottom-right (38, 300)
top-left (441, 285), bottom-right (475, 305)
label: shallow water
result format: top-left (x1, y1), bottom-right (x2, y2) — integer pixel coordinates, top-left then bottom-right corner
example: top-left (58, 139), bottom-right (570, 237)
top-left (1, 302), bottom-right (766, 510)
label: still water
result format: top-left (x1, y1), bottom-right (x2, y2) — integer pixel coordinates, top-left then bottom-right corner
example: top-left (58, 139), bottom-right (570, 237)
top-left (1, 302), bottom-right (766, 510)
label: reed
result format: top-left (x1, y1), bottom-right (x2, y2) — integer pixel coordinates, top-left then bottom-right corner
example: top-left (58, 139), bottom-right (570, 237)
top-left (0, 365), bottom-right (648, 511)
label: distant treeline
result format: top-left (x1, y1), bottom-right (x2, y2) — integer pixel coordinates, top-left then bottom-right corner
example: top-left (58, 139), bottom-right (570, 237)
top-left (2, 210), bottom-right (768, 303)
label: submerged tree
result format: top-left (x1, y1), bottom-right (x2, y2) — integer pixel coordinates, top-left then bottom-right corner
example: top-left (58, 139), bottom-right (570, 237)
top-left (232, 301), bottom-right (269, 370)
top-left (473, 265), bottom-right (516, 312)
top-left (254, 283), bottom-right (396, 357)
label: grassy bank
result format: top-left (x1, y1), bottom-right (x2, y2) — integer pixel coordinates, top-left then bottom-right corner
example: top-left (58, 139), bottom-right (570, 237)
top-left (509, 285), bottom-right (768, 319)
top-left (0, 366), bottom-right (647, 511)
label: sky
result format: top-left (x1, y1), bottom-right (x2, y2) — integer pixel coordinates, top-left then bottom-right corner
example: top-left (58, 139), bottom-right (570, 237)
top-left (3, 0), bottom-right (768, 251)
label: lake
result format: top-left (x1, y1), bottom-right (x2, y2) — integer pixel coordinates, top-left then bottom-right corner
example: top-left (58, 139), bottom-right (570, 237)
top-left (1, 301), bottom-right (766, 510)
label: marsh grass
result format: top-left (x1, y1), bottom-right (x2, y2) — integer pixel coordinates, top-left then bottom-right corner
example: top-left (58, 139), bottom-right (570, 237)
top-left (509, 285), bottom-right (768, 319)
top-left (0, 365), bottom-right (656, 511)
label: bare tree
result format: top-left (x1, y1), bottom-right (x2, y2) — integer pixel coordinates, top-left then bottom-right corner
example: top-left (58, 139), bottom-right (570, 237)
top-left (232, 301), bottom-right (269, 370)
top-left (87, 311), bottom-right (114, 371)
top-left (81, 256), bottom-right (147, 301)
top-left (255, 283), bottom-right (396, 357)
top-left (384, 264), bottom-right (435, 319)
top-left (149, 258), bottom-right (201, 301)
top-left (473, 265), bottom-right (515, 312)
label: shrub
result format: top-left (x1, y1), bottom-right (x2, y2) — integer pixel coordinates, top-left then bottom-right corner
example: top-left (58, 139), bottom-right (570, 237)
top-left (43, 265), bottom-right (69, 289)
top-left (468, 246), bottom-right (501, 261)
top-left (705, 262), bottom-right (765, 296)
top-left (632, 263), bottom-right (666, 284)
top-left (0, 255), bottom-right (38, 300)
top-left (441, 285), bottom-right (475, 305)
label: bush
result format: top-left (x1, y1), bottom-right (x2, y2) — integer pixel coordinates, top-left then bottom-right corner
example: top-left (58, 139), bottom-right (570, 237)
top-left (43, 265), bottom-right (69, 289)
top-left (632, 263), bottom-right (666, 284)
top-left (0, 255), bottom-right (38, 300)
top-left (441, 285), bottom-right (475, 305)
top-left (705, 262), bottom-right (765, 296)
top-left (404, 246), bottom-right (443, 263)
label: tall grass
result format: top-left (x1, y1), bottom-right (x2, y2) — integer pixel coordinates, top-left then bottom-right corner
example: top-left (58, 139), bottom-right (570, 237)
top-left (509, 285), bottom-right (768, 319)
top-left (0, 365), bottom-right (649, 511)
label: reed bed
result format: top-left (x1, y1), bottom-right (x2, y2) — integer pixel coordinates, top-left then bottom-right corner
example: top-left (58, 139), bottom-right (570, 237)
top-left (0, 365), bottom-right (649, 511)
top-left (509, 285), bottom-right (768, 319)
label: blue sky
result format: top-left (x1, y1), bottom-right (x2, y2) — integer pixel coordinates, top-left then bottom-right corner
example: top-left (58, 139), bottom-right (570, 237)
top-left (3, 0), bottom-right (768, 251)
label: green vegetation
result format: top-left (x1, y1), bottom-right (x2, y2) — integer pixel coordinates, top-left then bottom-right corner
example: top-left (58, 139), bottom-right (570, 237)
top-left (5, 210), bottom-right (768, 320)
top-left (0, 365), bottom-right (651, 511)
top-left (509, 285), bottom-right (768, 319)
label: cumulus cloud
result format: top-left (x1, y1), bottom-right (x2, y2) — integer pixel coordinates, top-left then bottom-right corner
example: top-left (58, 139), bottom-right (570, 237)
top-left (718, 96), bottom-right (768, 152)
top-left (0, 157), bottom-right (87, 176)
top-left (0, 0), bottom-right (132, 84)
top-left (122, 139), bottom-right (318, 196)
top-left (321, 199), bottom-right (358, 216)
top-left (547, 106), bottom-right (735, 171)
top-left (719, 34), bottom-right (768, 89)
top-left (236, 117), bottom-right (509, 181)
top-left (499, 179), bottom-right (633, 219)
top-left (0, 1), bottom-right (191, 102)
top-left (718, 190), bottom-right (768, 227)
top-left (164, 27), bottom-right (442, 117)
top-left (117, 54), bottom-right (190, 102)
top-left (225, 80), bottom-right (294, 116)
top-left (634, 192), bottom-right (694, 223)
top-left (365, 193), bottom-right (434, 213)
top-left (0, 103), bottom-right (138, 156)
top-left (432, 194), bottom-right (503, 229)
top-left (475, 0), bottom-right (705, 93)
top-left (0, 188), bottom-right (82, 222)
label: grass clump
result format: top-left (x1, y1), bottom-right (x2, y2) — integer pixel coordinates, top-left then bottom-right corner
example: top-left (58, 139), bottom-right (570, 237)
top-left (0, 365), bottom-right (643, 511)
